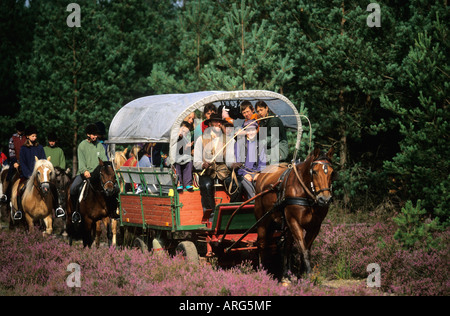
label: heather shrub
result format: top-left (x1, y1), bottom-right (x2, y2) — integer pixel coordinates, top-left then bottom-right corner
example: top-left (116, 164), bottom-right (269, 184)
top-left (312, 221), bottom-right (450, 295)
top-left (0, 230), bottom-right (377, 296)
top-left (1, 223), bottom-right (447, 296)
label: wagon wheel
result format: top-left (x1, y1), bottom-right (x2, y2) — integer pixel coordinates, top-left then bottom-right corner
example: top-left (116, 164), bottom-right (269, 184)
top-left (176, 241), bottom-right (199, 265)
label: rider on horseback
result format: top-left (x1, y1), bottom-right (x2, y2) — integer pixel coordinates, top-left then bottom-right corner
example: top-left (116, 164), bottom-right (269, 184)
top-left (14, 126), bottom-right (46, 220)
top-left (70, 124), bottom-right (107, 223)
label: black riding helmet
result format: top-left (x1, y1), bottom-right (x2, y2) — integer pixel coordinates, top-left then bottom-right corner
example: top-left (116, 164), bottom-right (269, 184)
top-left (25, 125), bottom-right (38, 136)
top-left (85, 123), bottom-right (100, 136)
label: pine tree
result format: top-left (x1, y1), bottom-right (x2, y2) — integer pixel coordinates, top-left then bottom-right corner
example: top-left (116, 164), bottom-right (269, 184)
top-left (276, 0), bottom-right (399, 208)
top-left (16, 0), bottom-right (164, 173)
top-left (201, 0), bottom-right (294, 91)
top-left (380, 3), bottom-right (449, 221)
top-left (148, 0), bottom-right (220, 93)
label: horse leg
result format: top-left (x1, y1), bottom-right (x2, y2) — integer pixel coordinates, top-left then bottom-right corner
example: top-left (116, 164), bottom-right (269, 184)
top-left (111, 218), bottom-right (118, 247)
top-left (83, 218), bottom-right (94, 248)
top-left (280, 231), bottom-right (294, 283)
top-left (95, 220), bottom-right (103, 248)
top-left (43, 215), bottom-right (53, 236)
top-left (24, 212), bottom-right (34, 234)
top-left (105, 217), bottom-right (113, 247)
top-left (287, 219), bottom-right (312, 276)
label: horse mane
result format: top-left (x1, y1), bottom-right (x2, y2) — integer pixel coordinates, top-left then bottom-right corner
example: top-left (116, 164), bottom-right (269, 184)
top-left (25, 159), bottom-right (55, 194)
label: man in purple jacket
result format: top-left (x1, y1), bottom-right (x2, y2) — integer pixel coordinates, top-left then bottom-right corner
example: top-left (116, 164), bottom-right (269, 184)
top-left (234, 120), bottom-right (266, 198)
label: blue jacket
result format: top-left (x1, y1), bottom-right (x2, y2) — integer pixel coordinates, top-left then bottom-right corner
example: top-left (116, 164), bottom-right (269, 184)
top-left (20, 143), bottom-right (46, 179)
top-left (235, 136), bottom-right (266, 177)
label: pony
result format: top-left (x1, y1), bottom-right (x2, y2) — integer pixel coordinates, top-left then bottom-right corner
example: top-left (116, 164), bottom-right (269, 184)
top-left (54, 166), bottom-right (72, 208)
top-left (254, 148), bottom-right (335, 281)
top-left (93, 148), bottom-right (128, 247)
top-left (10, 157), bottom-right (56, 235)
top-left (66, 159), bottom-right (118, 248)
top-left (54, 166), bottom-right (72, 236)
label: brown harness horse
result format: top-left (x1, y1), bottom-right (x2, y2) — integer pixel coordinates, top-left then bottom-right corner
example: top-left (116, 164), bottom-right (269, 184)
top-left (254, 148), bottom-right (335, 280)
top-left (66, 159), bottom-right (118, 247)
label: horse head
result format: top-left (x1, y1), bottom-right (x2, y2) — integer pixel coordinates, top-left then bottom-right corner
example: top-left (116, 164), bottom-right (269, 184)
top-left (33, 156), bottom-right (55, 197)
top-left (113, 147), bottom-right (128, 170)
top-left (307, 148), bottom-right (335, 207)
top-left (98, 158), bottom-right (117, 197)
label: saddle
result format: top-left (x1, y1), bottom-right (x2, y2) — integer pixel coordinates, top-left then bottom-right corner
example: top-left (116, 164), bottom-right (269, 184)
top-left (15, 177), bottom-right (28, 212)
top-left (16, 178), bottom-right (27, 198)
top-left (71, 179), bottom-right (90, 212)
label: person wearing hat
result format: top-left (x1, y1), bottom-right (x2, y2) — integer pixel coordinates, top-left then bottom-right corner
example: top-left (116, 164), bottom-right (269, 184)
top-left (95, 121), bottom-right (109, 161)
top-left (44, 132), bottom-right (66, 170)
top-left (43, 131), bottom-right (67, 219)
top-left (19, 125), bottom-right (46, 179)
top-left (13, 125), bottom-right (47, 220)
top-left (69, 123), bottom-right (107, 223)
top-left (194, 113), bottom-right (234, 221)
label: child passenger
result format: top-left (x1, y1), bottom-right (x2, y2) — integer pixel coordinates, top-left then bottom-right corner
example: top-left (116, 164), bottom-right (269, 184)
top-left (174, 121), bottom-right (194, 191)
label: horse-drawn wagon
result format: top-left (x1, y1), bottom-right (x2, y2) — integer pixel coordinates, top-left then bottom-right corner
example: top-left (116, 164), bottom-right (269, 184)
top-left (107, 91), bottom-right (304, 267)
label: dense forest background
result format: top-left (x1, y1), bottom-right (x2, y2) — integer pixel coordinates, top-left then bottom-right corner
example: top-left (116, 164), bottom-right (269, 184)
top-left (0, 0), bottom-right (448, 223)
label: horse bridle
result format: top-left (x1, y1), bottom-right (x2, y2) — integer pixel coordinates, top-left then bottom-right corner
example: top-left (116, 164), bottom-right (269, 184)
top-left (99, 167), bottom-right (115, 192)
top-left (310, 160), bottom-right (333, 196)
top-left (34, 169), bottom-right (52, 199)
top-left (292, 158), bottom-right (333, 204)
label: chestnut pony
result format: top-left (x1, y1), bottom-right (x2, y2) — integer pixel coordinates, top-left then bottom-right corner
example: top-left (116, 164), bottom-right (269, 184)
top-left (254, 148), bottom-right (335, 280)
top-left (66, 159), bottom-right (118, 247)
top-left (10, 157), bottom-right (55, 235)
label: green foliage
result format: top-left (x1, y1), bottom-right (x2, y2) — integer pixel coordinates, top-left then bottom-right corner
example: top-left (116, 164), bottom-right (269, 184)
top-left (13, 0), bottom-right (171, 171)
top-left (393, 200), bottom-right (444, 251)
top-left (380, 8), bottom-right (450, 221)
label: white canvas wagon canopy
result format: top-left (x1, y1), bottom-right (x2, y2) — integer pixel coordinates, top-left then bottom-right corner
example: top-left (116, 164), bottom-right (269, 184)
top-left (108, 90), bottom-right (303, 163)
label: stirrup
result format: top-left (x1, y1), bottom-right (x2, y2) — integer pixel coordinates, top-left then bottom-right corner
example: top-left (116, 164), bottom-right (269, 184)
top-left (55, 207), bottom-right (65, 218)
top-left (13, 211), bottom-right (22, 221)
top-left (72, 211), bottom-right (81, 224)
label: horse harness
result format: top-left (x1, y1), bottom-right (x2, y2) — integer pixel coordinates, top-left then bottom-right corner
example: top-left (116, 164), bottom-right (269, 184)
top-left (223, 159), bottom-right (332, 253)
top-left (275, 159), bottom-right (332, 210)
